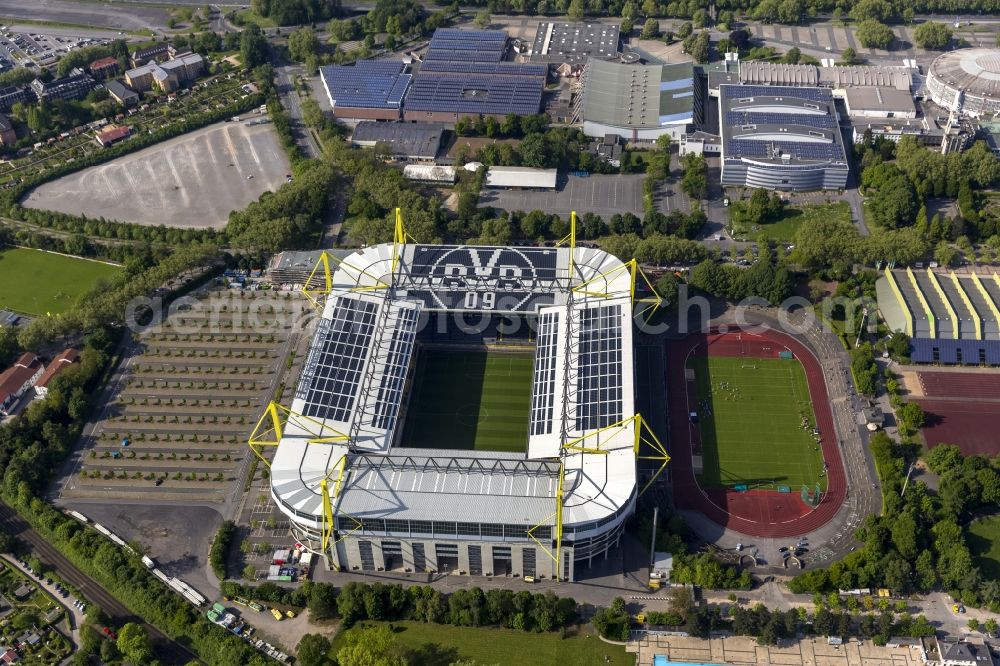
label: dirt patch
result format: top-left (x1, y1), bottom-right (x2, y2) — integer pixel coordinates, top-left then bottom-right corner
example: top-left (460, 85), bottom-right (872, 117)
top-left (24, 122), bottom-right (291, 228)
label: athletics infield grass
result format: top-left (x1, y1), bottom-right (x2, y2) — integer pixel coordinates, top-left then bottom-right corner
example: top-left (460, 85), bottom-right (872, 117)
top-left (0, 248), bottom-right (120, 316)
top-left (687, 354), bottom-right (827, 492)
top-left (401, 349), bottom-right (533, 452)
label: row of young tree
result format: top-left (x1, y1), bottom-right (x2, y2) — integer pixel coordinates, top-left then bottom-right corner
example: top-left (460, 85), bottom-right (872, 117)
top-left (223, 579), bottom-right (579, 633)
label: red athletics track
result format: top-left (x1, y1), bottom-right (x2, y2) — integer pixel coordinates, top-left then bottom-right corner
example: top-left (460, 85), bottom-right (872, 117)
top-left (666, 328), bottom-right (847, 538)
top-left (915, 371), bottom-right (1000, 456)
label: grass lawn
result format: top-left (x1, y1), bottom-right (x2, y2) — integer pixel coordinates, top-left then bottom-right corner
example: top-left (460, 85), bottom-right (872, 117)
top-left (688, 354), bottom-right (828, 491)
top-left (330, 621), bottom-right (633, 666)
top-left (967, 514), bottom-right (1000, 580)
top-left (733, 202), bottom-right (851, 243)
top-left (401, 349), bottom-right (533, 452)
top-left (0, 248), bottom-right (120, 316)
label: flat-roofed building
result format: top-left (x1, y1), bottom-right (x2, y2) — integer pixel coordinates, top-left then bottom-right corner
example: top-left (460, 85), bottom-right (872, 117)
top-left (485, 166), bottom-right (558, 188)
top-left (843, 86), bottom-right (917, 118)
top-left (719, 84), bottom-right (849, 191)
top-left (529, 22), bottom-right (620, 64)
top-left (577, 58), bottom-right (695, 142)
top-left (320, 60), bottom-right (411, 121)
top-left (350, 121), bottom-right (444, 160)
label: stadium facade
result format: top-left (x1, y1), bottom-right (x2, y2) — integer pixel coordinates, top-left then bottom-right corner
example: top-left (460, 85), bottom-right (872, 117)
top-left (254, 218), bottom-right (667, 581)
top-left (927, 48), bottom-right (1000, 118)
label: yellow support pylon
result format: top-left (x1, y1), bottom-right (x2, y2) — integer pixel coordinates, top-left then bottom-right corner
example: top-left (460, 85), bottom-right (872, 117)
top-left (246, 401), bottom-right (350, 468)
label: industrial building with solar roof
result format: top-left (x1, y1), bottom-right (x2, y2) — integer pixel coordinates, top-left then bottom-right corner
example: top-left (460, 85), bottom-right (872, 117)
top-left (251, 216), bottom-right (667, 581)
top-left (718, 84), bottom-right (849, 191)
top-left (877, 268), bottom-right (1000, 365)
top-left (320, 60), bottom-right (411, 121)
top-left (403, 29), bottom-right (547, 122)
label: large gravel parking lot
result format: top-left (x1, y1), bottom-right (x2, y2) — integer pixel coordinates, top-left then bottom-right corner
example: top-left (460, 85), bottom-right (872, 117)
top-left (24, 122), bottom-right (291, 228)
top-left (0, 0), bottom-right (168, 31)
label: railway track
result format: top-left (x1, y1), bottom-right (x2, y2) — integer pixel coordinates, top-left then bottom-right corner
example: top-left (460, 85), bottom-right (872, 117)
top-left (0, 501), bottom-right (199, 665)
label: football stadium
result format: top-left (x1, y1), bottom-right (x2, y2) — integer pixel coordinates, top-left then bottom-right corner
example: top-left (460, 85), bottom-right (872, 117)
top-left (251, 213), bottom-right (668, 581)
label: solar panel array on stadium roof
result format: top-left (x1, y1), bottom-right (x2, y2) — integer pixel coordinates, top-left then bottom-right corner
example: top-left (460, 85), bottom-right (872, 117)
top-left (725, 84), bottom-right (832, 102)
top-left (725, 111), bottom-right (834, 130)
top-left (576, 304), bottom-right (623, 431)
top-left (299, 296), bottom-right (379, 423)
top-left (320, 61), bottom-right (410, 109)
top-left (371, 306), bottom-right (419, 431)
top-left (530, 310), bottom-right (560, 436)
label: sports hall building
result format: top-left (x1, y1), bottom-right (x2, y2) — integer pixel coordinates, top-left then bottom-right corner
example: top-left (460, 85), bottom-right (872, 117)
top-left (255, 228), bottom-right (667, 581)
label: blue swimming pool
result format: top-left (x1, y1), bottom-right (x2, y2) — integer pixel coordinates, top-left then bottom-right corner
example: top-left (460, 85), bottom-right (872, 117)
top-left (653, 658), bottom-right (720, 666)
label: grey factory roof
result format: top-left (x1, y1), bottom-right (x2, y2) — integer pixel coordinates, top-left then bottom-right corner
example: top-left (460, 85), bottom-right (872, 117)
top-left (720, 84), bottom-right (848, 165)
top-left (818, 64), bottom-right (913, 90)
top-left (929, 48), bottom-right (1000, 100)
top-left (581, 58), bottom-right (694, 129)
top-left (530, 22), bottom-right (620, 64)
top-left (843, 86), bottom-right (916, 115)
top-left (350, 121), bottom-right (444, 159)
top-left (740, 61), bottom-right (818, 86)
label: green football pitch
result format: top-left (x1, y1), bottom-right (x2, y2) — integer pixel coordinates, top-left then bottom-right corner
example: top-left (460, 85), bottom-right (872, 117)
top-left (0, 247), bottom-right (121, 316)
top-left (687, 354), bottom-right (827, 492)
top-left (401, 349), bottom-right (533, 452)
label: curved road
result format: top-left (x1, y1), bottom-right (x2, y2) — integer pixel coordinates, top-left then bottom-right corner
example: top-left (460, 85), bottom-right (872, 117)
top-left (0, 502), bottom-right (199, 666)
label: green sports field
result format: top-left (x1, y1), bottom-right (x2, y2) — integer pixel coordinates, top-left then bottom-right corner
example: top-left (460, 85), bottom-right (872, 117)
top-left (688, 354), bottom-right (827, 491)
top-left (968, 514), bottom-right (1000, 580)
top-left (401, 348), bottom-right (533, 452)
top-left (0, 248), bottom-right (121, 316)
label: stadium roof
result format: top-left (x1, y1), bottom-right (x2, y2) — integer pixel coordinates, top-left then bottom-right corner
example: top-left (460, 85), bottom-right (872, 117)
top-left (530, 22), bottom-right (620, 64)
top-left (319, 60), bottom-right (411, 110)
top-left (350, 121), bottom-right (444, 159)
top-left (270, 242), bottom-right (640, 530)
top-left (580, 58), bottom-right (694, 129)
top-left (719, 84), bottom-right (848, 165)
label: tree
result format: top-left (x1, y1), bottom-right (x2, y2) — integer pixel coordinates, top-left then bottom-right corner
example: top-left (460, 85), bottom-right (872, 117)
top-left (567, 0), bottom-right (585, 20)
top-left (850, 0), bottom-right (893, 23)
top-left (337, 625), bottom-right (407, 666)
top-left (297, 634), bottom-right (332, 666)
top-left (898, 402), bottom-right (926, 431)
top-left (841, 47), bottom-right (857, 64)
top-left (856, 20), bottom-right (895, 49)
top-left (116, 623), bottom-right (153, 664)
top-left (683, 31), bottom-right (711, 63)
top-left (288, 26), bottom-right (320, 62)
top-left (474, 9), bottom-right (491, 28)
top-left (641, 18), bottom-right (660, 39)
top-left (913, 22), bottom-right (952, 49)
top-left (985, 618), bottom-right (998, 635)
top-left (240, 24), bottom-right (269, 69)
top-left (729, 28), bottom-right (751, 50)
